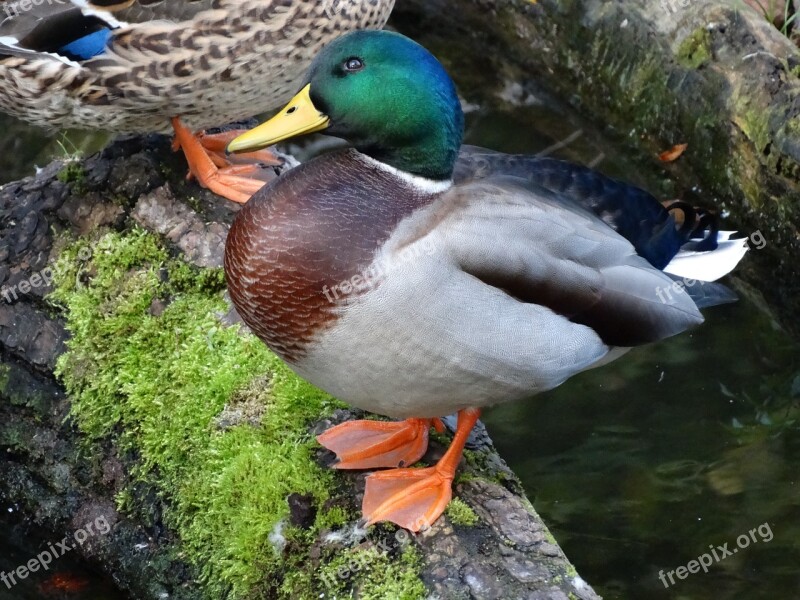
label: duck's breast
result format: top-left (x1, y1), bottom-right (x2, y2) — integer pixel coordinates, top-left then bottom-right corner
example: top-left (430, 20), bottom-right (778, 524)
top-left (287, 191), bottom-right (612, 419)
top-left (289, 176), bottom-right (704, 418)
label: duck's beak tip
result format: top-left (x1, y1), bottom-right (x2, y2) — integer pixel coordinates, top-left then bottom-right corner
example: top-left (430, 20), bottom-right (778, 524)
top-left (227, 84), bottom-right (330, 154)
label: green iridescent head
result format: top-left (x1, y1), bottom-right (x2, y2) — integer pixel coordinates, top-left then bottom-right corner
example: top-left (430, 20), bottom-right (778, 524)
top-left (228, 30), bottom-right (465, 181)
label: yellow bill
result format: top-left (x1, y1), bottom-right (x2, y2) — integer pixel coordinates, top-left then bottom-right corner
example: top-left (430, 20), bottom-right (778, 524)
top-left (227, 84), bottom-right (330, 154)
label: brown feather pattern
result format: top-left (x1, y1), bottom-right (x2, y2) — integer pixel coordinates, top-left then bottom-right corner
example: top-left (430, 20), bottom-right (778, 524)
top-left (224, 149), bottom-right (442, 362)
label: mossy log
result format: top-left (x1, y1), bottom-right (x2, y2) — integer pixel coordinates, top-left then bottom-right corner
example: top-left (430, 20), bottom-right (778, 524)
top-left (0, 136), bottom-right (598, 600)
top-left (392, 0), bottom-right (800, 336)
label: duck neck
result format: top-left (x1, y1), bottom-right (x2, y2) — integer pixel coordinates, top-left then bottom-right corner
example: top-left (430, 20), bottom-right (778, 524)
top-left (344, 92), bottom-right (464, 183)
top-left (355, 132), bottom-right (460, 183)
top-left (356, 152), bottom-right (454, 195)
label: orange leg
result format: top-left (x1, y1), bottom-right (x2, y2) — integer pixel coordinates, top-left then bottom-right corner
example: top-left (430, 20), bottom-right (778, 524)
top-left (362, 408), bottom-right (480, 532)
top-left (170, 117), bottom-right (277, 204)
top-left (317, 417), bottom-right (444, 470)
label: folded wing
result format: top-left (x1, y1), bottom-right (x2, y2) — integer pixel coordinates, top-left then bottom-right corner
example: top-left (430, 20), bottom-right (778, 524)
top-left (434, 177), bottom-right (705, 348)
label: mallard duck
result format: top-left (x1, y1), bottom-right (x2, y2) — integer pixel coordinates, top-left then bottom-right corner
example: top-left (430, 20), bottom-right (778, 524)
top-left (223, 31), bottom-right (748, 531)
top-left (0, 0), bottom-right (394, 202)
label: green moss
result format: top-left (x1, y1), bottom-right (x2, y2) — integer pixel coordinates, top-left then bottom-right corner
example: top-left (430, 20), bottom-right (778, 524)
top-left (562, 25), bottom-right (733, 195)
top-left (297, 547), bottom-right (426, 600)
top-left (0, 364), bottom-right (10, 397)
top-left (315, 505), bottom-right (353, 531)
top-left (544, 528), bottom-right (559, 546)
top-left (677, 27), bottom-right (712, 69)
top-left (0, 421), bottom-right (26, 452)
top-left (56, 161), bottom-right (87, 189)
top-left (359, 547), bottom-right (426, 600)
top-left (47, 229), bottom-right (392, 598)
top-left (462, 448), bottom-right (486, 469)
top-left (445, 497), bottom-right (479, 527)
top-left (736, 104), bottom-right (772, 155)
top-left (564, 561), bottom-right (579, 579)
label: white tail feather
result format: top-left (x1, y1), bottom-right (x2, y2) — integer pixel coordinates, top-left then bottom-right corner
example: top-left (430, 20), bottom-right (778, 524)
top-left (716, 230), bottom-right (739, 242)
top-left (663, 236), bottom-right (749, 282)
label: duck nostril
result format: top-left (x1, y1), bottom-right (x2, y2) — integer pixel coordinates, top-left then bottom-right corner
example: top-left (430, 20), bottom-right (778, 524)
top-left (286, 106), bottom-right (297, 114)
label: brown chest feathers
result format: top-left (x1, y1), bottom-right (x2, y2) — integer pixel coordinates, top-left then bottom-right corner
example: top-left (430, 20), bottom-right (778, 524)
top-left (224, 149), bottom-right (439, 362)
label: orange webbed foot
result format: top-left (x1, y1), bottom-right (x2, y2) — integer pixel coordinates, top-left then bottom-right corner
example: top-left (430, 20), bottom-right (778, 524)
top-left (317, 417), bottom-right (442, 470)
top-left (171, 117), bottom-right (279, 204)
top-left (196, 129), bottom-right (284, 168)
top-left (363, 465), bottom-right (453, 532)
top-left (360, 409), bottom-right (480, 532)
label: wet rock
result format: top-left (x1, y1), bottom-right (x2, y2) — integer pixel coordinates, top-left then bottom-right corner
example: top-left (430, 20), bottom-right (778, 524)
top-left (132, 185), bottom-right (229, 268)
top-left (108, 151), bottom-right (164, 201)
top-left (462, 562), bottom-right (504, 598)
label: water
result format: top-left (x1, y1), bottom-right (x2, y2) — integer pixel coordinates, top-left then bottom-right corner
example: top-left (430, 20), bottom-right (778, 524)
top-left (0, 115), bottom-right (108, 185)
top-left (0, 98), bottom-right (798, 600)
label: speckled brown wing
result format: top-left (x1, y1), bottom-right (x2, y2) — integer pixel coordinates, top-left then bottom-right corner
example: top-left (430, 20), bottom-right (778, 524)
top-left (0, 0), bottom-right (213, 43)
top-left (86, 0), bottom-right (396, 132)
top-left (0, 0), bottom-right (395, 133)
top-left (88, 1), bottom-right (218, 24)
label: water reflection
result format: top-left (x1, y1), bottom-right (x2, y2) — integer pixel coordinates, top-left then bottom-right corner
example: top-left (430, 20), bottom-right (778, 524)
top-left (0, 114), bottom-right (108, 185)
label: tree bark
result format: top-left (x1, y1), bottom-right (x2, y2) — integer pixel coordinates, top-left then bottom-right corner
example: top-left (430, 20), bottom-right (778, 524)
top-left (0, 136), bottom-right (599, 599)
top-left (392, 0), bottom-right (800, 336)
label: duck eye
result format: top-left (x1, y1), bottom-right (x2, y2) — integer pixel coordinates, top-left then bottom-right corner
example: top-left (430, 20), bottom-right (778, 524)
top-left (344, 57), bottom-right (364, 72)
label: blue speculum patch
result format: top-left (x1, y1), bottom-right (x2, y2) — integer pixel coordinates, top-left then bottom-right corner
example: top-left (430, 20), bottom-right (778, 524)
top-left (58, 28), bottom-right (112, 60)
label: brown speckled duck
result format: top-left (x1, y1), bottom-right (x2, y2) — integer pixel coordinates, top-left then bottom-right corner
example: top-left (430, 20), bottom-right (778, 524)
top-left (0, 0), bottom-right (394, 202)
top-left (224, 31), bottom-right (748, 531)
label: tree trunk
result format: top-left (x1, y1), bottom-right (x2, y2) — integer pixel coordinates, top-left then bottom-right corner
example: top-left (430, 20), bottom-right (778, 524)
top-left (392, 0), bottom-right (800, 336)
top-left (0, 135), bottom-right (598, 600)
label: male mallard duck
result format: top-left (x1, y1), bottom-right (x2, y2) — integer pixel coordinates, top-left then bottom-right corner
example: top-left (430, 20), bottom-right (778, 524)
top-left (0, 0), bottom-right (394, 202)
top-left (224, 31), bottom-right (748, 531)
